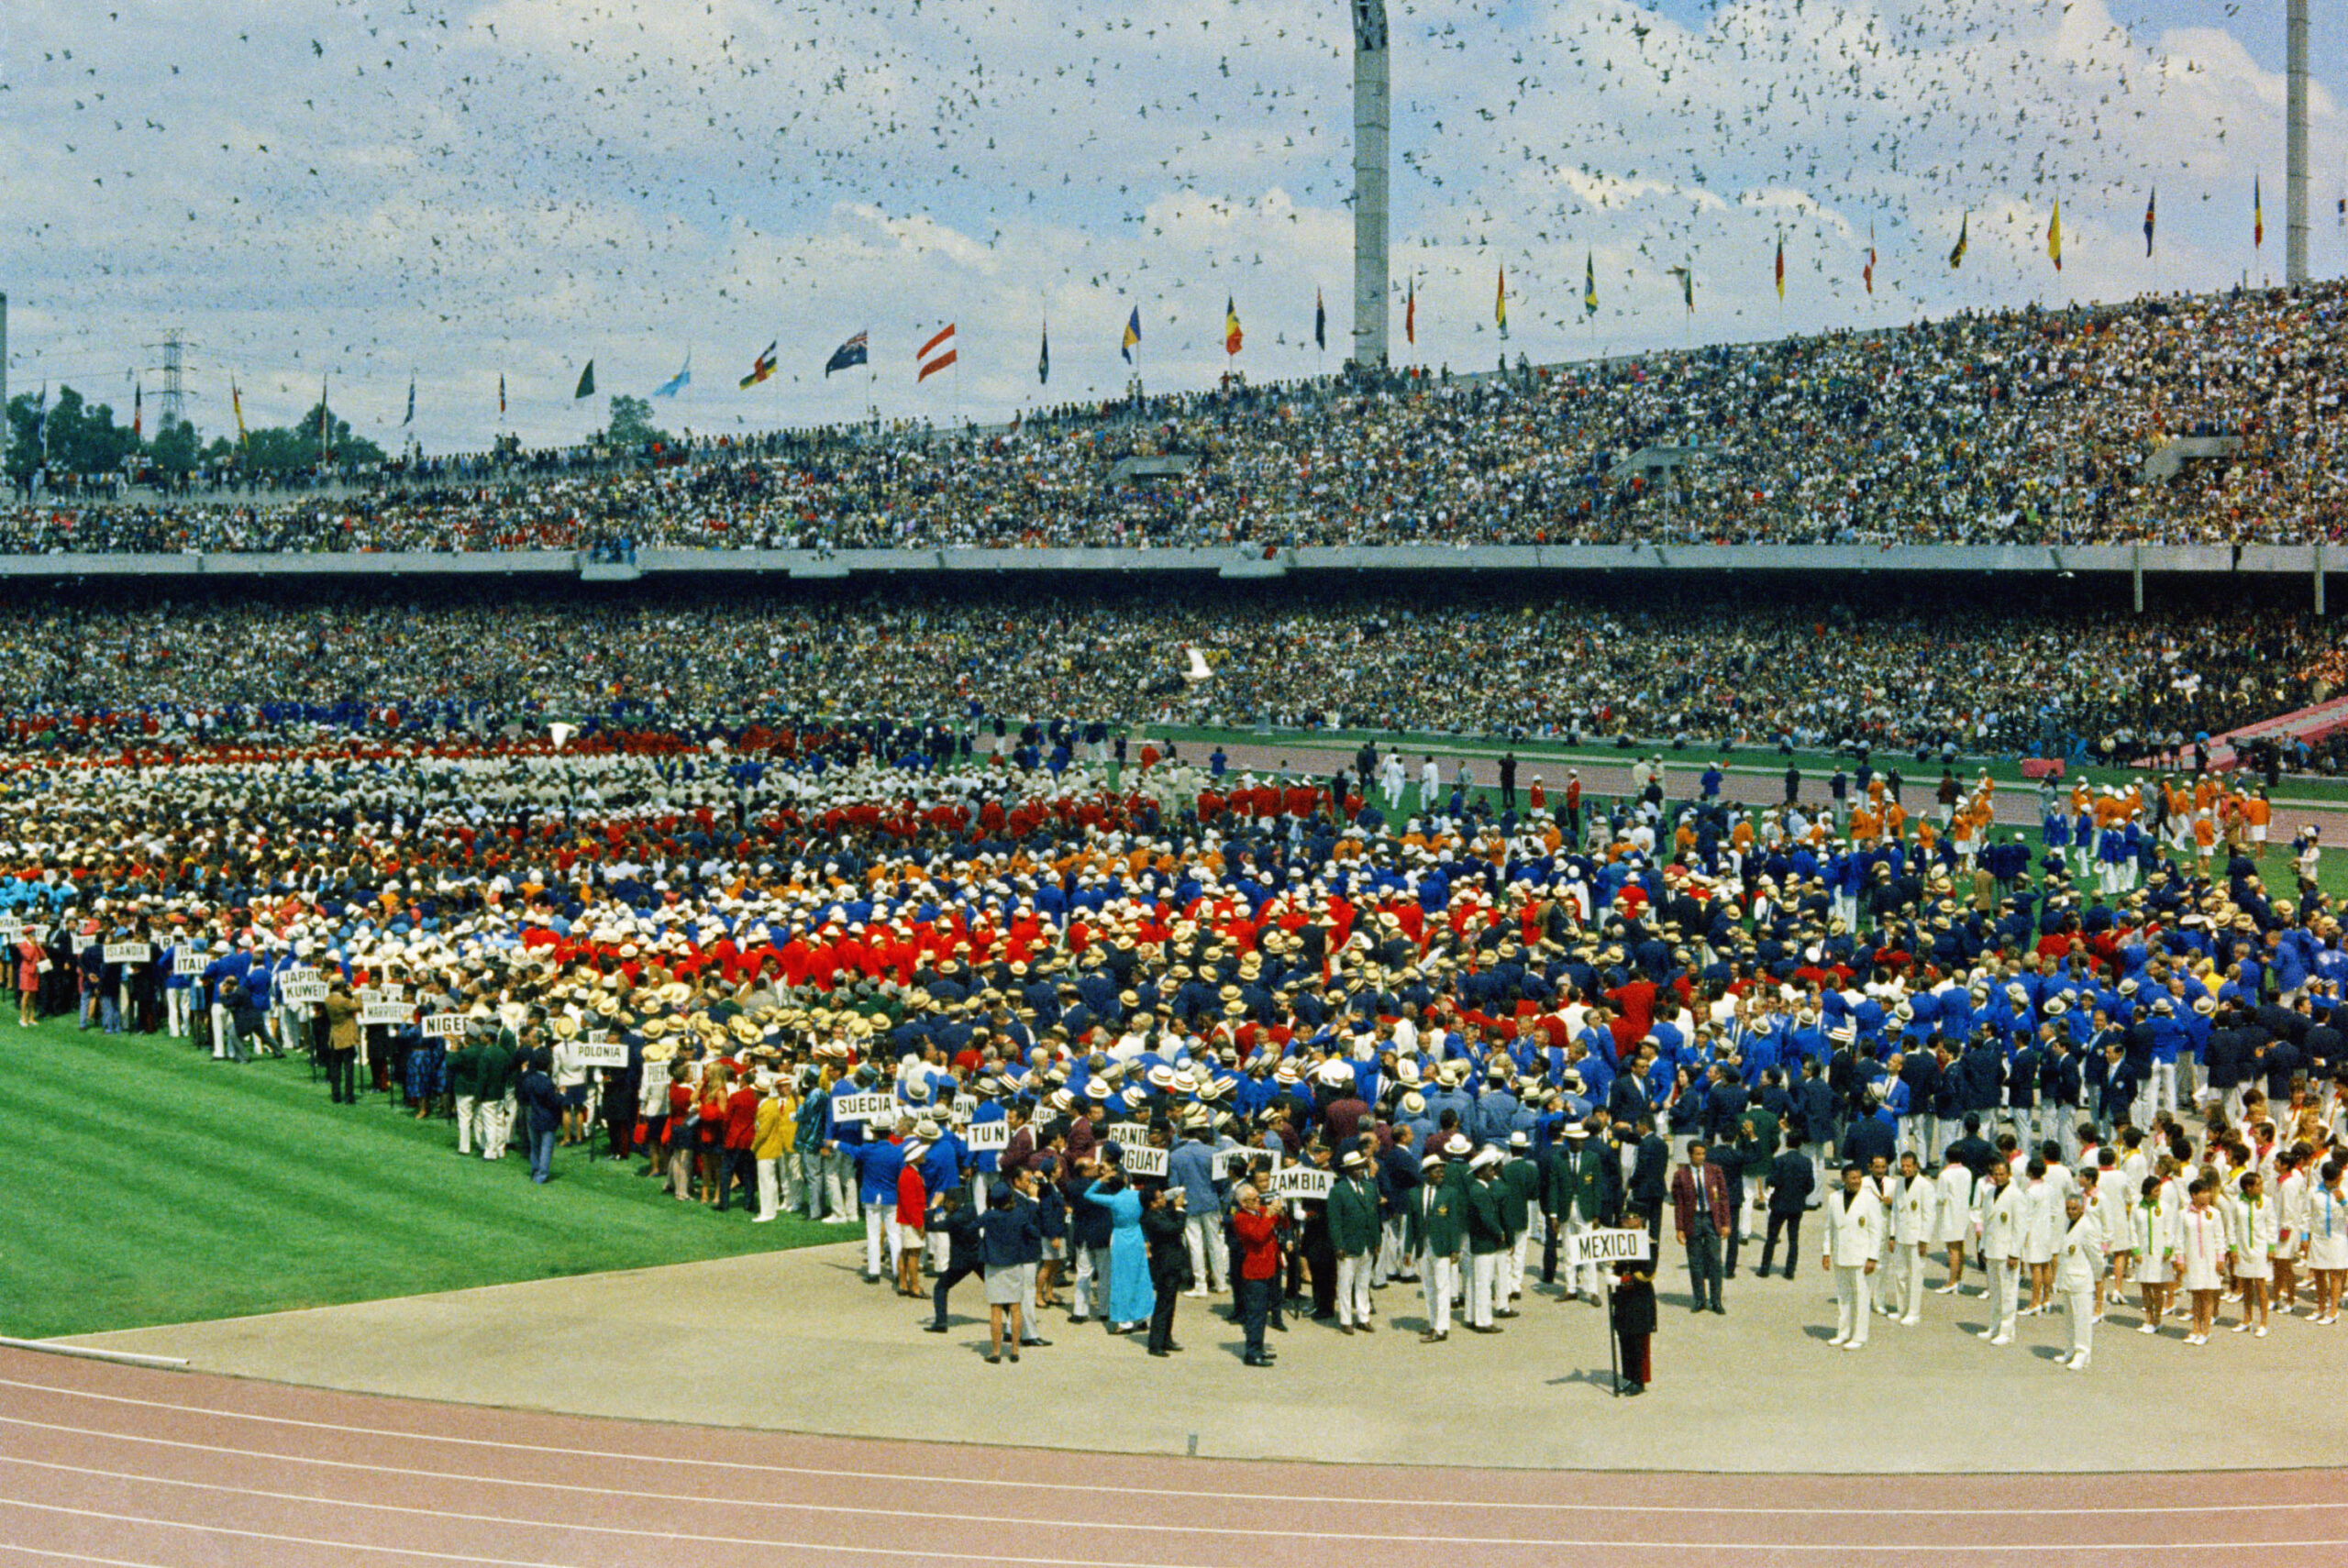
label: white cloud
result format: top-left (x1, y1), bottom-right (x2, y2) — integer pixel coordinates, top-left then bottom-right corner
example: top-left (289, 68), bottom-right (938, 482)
top-left (1, 0), bottom-right (2341, 448)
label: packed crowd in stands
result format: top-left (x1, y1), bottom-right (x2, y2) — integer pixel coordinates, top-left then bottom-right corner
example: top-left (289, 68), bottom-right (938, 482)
top-left (12, 720), bottom-right (2348, 1369)
top-left (0, 588), bottom-right (2330, 763)
top-left (6, 283), bottom-right (2346, 555)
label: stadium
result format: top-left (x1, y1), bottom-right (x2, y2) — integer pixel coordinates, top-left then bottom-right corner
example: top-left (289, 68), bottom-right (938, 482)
top-left (6, 1), bottom-right (2348, 1564)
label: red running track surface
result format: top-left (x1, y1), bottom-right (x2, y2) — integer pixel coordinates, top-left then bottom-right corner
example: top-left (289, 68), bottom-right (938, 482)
top-left (0, 1348), bottom-right (2342, 1566)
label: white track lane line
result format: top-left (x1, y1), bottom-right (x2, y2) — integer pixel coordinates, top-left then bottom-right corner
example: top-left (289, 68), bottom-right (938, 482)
top-left (3, 1371), bottom-right (2343, 1520)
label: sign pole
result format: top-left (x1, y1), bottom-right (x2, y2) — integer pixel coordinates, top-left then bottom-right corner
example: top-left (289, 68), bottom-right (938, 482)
top-left (1605, 1272), bottom-right (1620, 1398)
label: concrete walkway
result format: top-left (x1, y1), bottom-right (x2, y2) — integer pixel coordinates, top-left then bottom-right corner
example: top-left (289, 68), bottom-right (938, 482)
top-left (68, 1239), bottom-right (2348, 1474)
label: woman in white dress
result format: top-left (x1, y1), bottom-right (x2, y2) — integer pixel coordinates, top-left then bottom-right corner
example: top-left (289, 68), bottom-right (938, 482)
top-left (2094, 1154), bottom-right (2134, 1316)
top-left (2176, 1179), bottom-right (2232, 1346)
top-left (2019, 1161), bottom-right (2058, 1316)
top-left (2308, 1160), bottom-right (2348, 1327)
top-left (2131, 1176), bottom-right (2176, 1335)
top-left (2231, 1170), bottom-right (2277, 1337)
top-left (2275, 1148), bottom-right (2312, 1317)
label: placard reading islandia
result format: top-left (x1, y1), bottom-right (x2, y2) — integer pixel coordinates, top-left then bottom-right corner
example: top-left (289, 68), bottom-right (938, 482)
top-left (104, 942), bottom-right (153, 965)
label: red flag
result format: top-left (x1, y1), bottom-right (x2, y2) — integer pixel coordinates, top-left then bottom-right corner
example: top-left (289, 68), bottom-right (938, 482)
top-left (916, 324), bottom-right (957, 382)
top-left (1405, 280), bottom-right (1415, 345)
top-left (1863, 226), bottom-right (1875, 296)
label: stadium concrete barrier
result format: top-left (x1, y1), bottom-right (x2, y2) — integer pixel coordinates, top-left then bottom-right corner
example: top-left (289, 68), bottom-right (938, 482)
top-left (0, 542), bottom-right (2329, 583)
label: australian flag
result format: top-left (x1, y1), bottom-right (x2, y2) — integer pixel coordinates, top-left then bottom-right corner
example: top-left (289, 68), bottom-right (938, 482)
top-left (825, 330), bottom-right (869, 377)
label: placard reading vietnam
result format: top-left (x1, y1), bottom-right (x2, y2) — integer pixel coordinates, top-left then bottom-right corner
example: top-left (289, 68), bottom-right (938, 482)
top-left (963, 1121), bottom-right (1010, 1152)
top-left (1566, 1228), bottom-right (1654, 1267)
top-left (831, 1091), bottom-right (900, 1125)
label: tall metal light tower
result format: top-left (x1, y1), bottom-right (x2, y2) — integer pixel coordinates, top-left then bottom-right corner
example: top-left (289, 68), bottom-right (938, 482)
top-left (2287, 0), bottom-right (2310, 283)
top-left (1350, 0), bottom-right (1390, 368)
top-left (158, 327), bottom-right (192, 430)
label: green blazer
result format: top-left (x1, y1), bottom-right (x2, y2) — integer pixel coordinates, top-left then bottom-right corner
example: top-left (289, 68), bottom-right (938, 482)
top-left (1403, 1181), bottom-right (1464, 1256)
top-left (1329, 1176), bottom-right (1380, 1255)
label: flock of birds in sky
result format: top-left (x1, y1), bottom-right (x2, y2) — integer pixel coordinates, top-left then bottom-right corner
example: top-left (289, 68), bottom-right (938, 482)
top-left (4, 0), bottom-right (2339, 446)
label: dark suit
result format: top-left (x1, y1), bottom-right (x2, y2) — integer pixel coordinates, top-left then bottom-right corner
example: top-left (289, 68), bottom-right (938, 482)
top-left (1628, 1133), bottom-right (1669, 1245)
top-left (1670, 1162), bottom-right (1731, 1312)
top-left (1757, 1149), bottom-right (1815, 1277)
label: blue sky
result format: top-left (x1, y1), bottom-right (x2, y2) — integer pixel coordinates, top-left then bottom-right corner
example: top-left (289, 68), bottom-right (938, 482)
top-left (2, 0), bottom-right (2339, 450)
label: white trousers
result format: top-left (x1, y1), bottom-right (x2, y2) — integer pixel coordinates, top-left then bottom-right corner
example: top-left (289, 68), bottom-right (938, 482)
top-left (824, 1151), bottom-right (857, 1220)
top-left (1889, 1242), bottom-right (1928, 1320)
top-left (1984, 1256), bottom-right (2020, 1338)
top-left (1185, 1210), bottom-right (1228, 1292)
top-left (165, 988), bottom-right (189, 1037)
top-left (1374, 1215), bottom-right (1407, 1285)
top-left (454, 1095), bottom-right (479, 1154)
top-left (209, 1001), bottom-right (229, 1059)
top-left (1335, 1254), bottom-right (1374, 1326)
top-left (1467, 1252), bottom-right (1500, 1328)
top-left (1561, 1213), bottom-right (1601, 1297)
top-left (482, 1097), bottom-right (514, 1160)
top-left (1072, 1245), bottom-right (1112, 1319)
top-left (2066, 1287), bottom-right (2096, 1363)
top-left (757, 1157), bottom-right (781, 1220)
top-left (1422, 1253), bottom-right (1456, 1335)
top-left (1833, 1264), bottom-right (1872, 1346)
top-left (864, 1206), bottom-right (891, 1276)
top-left (1505, 1233), bottom-right (1530, 1301)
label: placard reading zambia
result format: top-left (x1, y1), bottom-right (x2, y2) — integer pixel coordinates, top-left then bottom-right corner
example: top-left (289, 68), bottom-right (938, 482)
top-left (831, 1091), bottom-right (901, 1125)
top-left (963, 1121), bottom-right (1011, 1152)
top-left (1566, 1228), bottom-right (1654, 1267)
top-left (1269, 1167), bottom-right (1334, 1200)
top-left (104, 942), bottom-right (152, 965)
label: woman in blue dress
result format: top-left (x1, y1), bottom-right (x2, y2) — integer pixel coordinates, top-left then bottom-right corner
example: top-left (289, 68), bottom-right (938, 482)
top-left (1083, 1171), bottom-right (1153, 1333)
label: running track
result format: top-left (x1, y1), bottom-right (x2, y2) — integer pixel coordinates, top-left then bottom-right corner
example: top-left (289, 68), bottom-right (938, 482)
top-left (0, 1348), bottom-right (2342, 1566)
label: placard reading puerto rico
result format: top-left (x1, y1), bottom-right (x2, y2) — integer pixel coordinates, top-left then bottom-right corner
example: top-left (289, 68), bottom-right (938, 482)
top-left (963, 1121), bottom-right (1010, 1152)
top-left (1566, 1228), bottom-right (1653, 1267)
top-left (831, 1091), bottom-right (900, 1125)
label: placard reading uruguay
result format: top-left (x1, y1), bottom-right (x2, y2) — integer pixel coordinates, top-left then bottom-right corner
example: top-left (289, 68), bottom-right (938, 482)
top-left (1121, 1145), bottom-right (1169, 1177)
top-left (1566, 1228), bottom-right (1654, 1267)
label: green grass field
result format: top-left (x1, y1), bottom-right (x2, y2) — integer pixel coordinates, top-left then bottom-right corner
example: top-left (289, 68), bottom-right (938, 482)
top-left (0, 1021), bottom-right (839, 1341)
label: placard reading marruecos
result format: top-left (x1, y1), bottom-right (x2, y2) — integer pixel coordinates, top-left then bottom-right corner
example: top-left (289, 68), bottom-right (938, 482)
top-left (1566, 1229), bottom-right (1654, 1267)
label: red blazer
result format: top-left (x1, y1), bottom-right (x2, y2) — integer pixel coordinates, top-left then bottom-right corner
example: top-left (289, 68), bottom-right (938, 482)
top-left (1670, 1161), bottom-right (1732, 1238)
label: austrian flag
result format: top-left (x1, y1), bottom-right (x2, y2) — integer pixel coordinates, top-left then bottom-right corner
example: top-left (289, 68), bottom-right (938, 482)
top-left (916, 324), bottom-right (958, 382)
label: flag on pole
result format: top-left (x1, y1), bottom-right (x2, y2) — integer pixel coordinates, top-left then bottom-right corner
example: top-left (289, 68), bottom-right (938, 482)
top-left (2047, 199), bottom-right (2063, 272)
top-left (1224, 297), bottom-right (1243, 357)
top-left (1039, 320), bottom-right (1050, 385)
top-left (497, 374), bottom-right (506, 417)
top-left (1405, 280), bottom-right (1415, 345)
top-left (319, 379), bottom-right (330, 455)
top-left (133, 382), bottom-right (143, 439)
top-left (2255, 177), bottom-right (2265, 249)
top-left (230, 381), bottom-right (247, 446)
top-left (1495, 266), bottom-right (1509, 339)
top-left (1667, 264), bottom-right (1693, 313)
top-left (738, 341), bottom-right (778, 389)
top-left (655, 354), bottom-right (692, 397)
top-left (2144, 189), bottom-right (2157, 257)
top-left (1774, 235), bottom-right (1786, 301)
top-left (402, 375), bottom-right (415, 427)
top-left (31, 385), bottom-right (45, 456)
top-left (1863, 225), bottom-right (1876, 295)
top-left (1313, 290), bottom-right (1325, 351)
top-left (1121, 307), bottom-right (1142, 364)
top-left (825, 330), bottom-right (869, 376)
top-left (1583, 252), bottom-right (1599, 317)
top-left (1949, 213), bottom-right (1969, 271)
top-left (916, 324), bottom-right (958, 381)
top-left (573, 361), bottom-right (595, 400)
